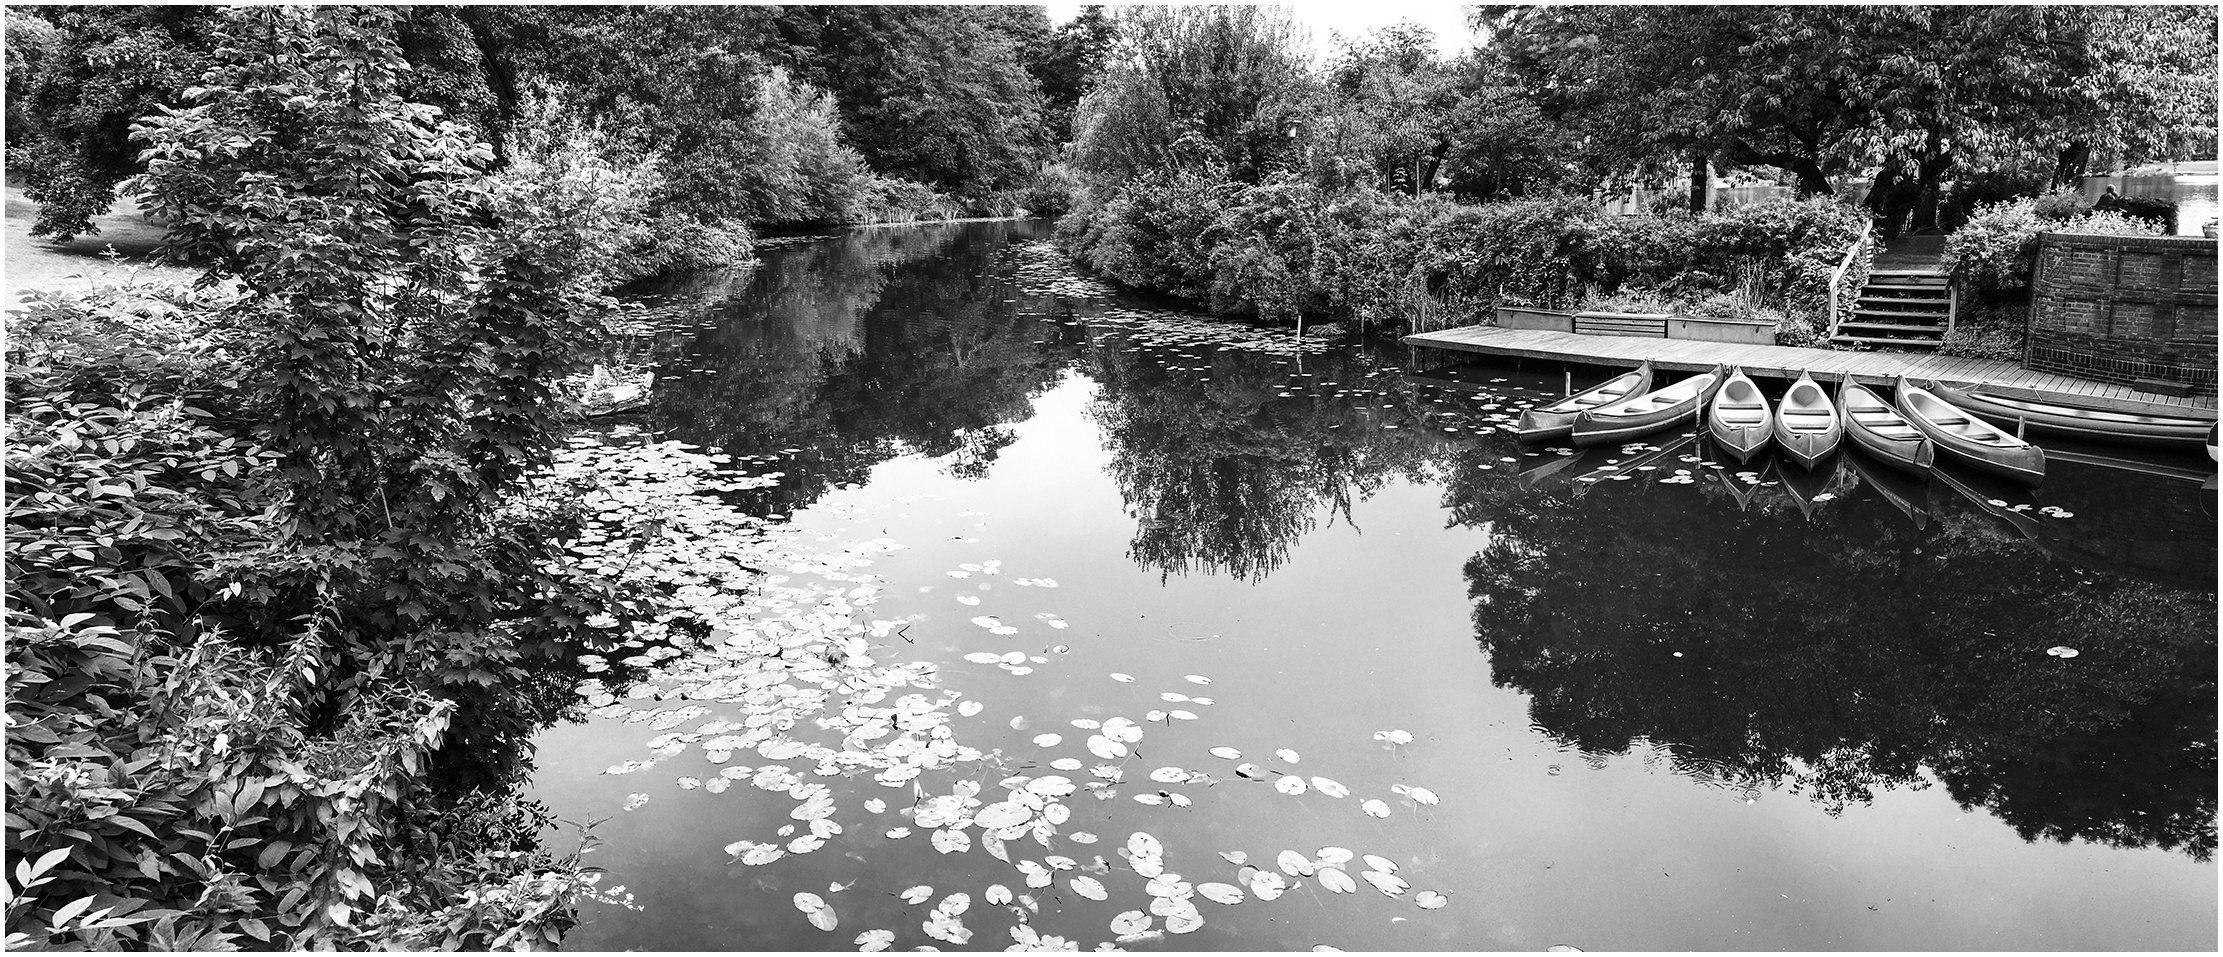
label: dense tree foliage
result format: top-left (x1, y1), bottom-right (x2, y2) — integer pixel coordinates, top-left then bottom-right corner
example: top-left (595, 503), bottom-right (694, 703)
top-left (1486, 5), bottom-right (2220, 233)
top-left (1071, 6), bottom-right (1314, 186)
top-left (8, 4), bottom-right (1074, 256)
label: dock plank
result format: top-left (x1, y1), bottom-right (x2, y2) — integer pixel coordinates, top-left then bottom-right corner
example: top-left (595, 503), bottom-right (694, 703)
top-left (1402, 325), bottom-right (2217, 411)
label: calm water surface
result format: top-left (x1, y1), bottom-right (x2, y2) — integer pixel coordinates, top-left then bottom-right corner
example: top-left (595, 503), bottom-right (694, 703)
top-left (531, 221), bottom-right (2216, 951)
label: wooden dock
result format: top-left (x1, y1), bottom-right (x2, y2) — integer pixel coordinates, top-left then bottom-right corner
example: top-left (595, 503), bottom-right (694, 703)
top-left (1402, 325), bottom-right (2217, 411)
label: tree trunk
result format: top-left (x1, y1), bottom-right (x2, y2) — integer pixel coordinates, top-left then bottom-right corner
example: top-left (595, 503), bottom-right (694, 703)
top-left (1688, 149), bottom-right (1710, 212)
top-left (2051, 141), bottom-right (2091, 189)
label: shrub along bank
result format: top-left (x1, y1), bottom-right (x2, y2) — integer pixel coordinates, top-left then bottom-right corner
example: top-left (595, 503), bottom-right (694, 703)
top-left (1055, 168), bottom-right (1864, 343)
top-left (4, 9), bottom-right (667, 949)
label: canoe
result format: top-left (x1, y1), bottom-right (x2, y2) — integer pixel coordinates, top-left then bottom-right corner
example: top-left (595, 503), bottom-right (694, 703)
top-left (1842, 445), bottom-right (1930, 531)
top-left (2210, 423), bottom-right (2218, 462)
top-left (1772, 370), bottom-right (1845, 469)
top-left (1897, 378), bottom-right (2045, 487)
top-left (1706, 366), bottom-right (1772, 463)
top-left (1837, 376), bottom-right (1935, 474)
top-left (1571, 365), bottom-right (1723, 448)
top-left (1924, 379), bottom-right (2217, 450)
top-left (1516, 361), bottom-right (1655, 443)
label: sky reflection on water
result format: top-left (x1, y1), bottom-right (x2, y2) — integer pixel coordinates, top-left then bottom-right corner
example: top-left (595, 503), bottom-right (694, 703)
top-left (530, 220), bottom-right (2215, 951)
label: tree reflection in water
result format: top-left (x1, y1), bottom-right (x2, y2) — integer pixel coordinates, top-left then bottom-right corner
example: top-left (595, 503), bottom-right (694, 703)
top-left (1446, 448), bottom-right (2217, 861)
top-left (1085, 342), bottom-right (1441, 581)
top-left (624, 219), bottom-right (2214, 862)
top-left (643, 222), bottom-right (1085, 516)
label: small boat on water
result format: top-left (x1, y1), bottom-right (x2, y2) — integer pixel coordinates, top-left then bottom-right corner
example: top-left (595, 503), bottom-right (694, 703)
top-left (1837, 376), bottom-right (1935, 474)
top-left (2209, 423), bottom-right (2219, 462)
top-left (1842, 446), bottom-right (1931, 531)
top-left (1572, 364), bottom-right (1724, 447)
top-left (1924, 379), bottom-right (2217, 450)
top-left (1706, 366), bottom-right (1772, 463)
top-left (1897, 377), bottom-right (2046, 487)
top-left (1516, 361), bottom-right (1655, 443)
top-left (1772, 370), bottom-right (1844, 469)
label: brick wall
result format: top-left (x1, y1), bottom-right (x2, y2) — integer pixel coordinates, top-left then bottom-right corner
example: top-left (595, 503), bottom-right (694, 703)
top-left (2025, 233), bottom-right (2218, 393)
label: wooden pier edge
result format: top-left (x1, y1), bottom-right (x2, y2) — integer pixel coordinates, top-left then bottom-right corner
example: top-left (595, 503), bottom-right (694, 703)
top-left (1401, 325), bottom-right (2217, 412)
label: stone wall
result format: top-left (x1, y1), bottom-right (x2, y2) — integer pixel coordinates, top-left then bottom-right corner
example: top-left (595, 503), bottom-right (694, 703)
top-left (2024, 233), bottom-right (2217, 393)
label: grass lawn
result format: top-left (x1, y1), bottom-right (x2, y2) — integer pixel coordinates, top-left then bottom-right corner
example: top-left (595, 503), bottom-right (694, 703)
top-left (6, 183), bottom-right (200, 301)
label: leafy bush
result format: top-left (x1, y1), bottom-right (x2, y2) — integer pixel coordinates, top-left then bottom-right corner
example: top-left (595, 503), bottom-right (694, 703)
top-left (1015, 163), bottom-right (1086, 218)
top-left (1058, 172), bottom-right (1865, 335)
top-left (845, 175), bottom-right (963, 224)
top-left (5, 8), bottom-right (660, 949)
top-left (2102, 194), bottom-right (2179, 233)
top-left (1940, 306), bottom-right (2026, 362)
top-left (1944, 199), bottom-right (2167, 294)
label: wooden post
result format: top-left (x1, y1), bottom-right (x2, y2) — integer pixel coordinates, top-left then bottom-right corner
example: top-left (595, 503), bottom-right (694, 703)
top-left (2017, 415), bottom-right (2026, 440)
top-left (1564, 371), bottom-right (1572, 397)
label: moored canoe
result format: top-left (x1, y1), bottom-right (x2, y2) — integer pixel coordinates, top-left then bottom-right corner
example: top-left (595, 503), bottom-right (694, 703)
top-left (1706, 366), bottom-right (1772, 463)
top-left (1925, 379), bottom-right (2216, 450)
top-left (1772, 370), bottom-right (1844, 469)
top-left (1837, 375), bottom-right (1934, 474)
top-left (1516, 361), bottom-right (1655, 443)
top-left (1898, 377), bottom-right (2045, 487)
top-left (1571, 365), bottom-right (1724, 447)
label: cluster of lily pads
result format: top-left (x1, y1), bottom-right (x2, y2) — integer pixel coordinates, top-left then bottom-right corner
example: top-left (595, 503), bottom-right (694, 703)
top-left (545, 430), bottom-right (1459, 951)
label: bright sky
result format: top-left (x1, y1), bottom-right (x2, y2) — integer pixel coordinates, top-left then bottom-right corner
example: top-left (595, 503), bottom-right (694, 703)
top-left (1044, 3), bottom-right (1481, 58)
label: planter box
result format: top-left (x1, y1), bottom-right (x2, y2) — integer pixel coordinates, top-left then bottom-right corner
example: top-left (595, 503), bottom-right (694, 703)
top-left (1574, 310), bottom-right (1671, 337)
top-left (1495, 305), bottom-right (1575, 332)
top-left (1669, 315), bottom-right (1777, 345)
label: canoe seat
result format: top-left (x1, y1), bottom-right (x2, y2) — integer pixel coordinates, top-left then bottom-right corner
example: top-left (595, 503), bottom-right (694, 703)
top-left (1781, 410), bottom-right (1834, 419)
top-left (1719, 402), bottom-right (1766, 411)
top-left (1927, 416), bottom-right (1971, 426)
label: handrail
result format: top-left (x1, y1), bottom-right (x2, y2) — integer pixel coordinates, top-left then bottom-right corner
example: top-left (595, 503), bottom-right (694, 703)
top-left (1827, 216), bottom-right (1878, 340)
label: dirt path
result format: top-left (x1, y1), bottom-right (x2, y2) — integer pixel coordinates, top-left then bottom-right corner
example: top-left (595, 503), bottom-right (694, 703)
top-left (5, 184), bottom-right (199, 300)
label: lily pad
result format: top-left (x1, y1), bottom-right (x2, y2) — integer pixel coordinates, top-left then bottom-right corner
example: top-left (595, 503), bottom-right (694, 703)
top-left (1196, 881), bottom-right (1246, 905)
top-left (1316, 867), bottom-right (1357, 894)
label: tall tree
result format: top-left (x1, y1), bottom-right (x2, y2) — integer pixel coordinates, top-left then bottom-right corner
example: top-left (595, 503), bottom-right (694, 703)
top-left (1035, 5), bottom-right (1119, 146)
top-left (767, 6), bottom-right (1050, 198)
top-left (1489, 5), bottom-right (2219, 232)
top-left (1070, 6), bottom-right (1313, 185)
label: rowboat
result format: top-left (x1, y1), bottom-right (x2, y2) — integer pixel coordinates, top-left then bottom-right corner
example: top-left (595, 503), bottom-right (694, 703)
top-left (1571, 365), bottom-right (1723, 447)
top-left (1837, 376), bottom-right (1934, 474)
top-left (1772, 370), bottom-right (1844, 469)
top-left (1842, 445), bottom-right (1930, 531)
top-left (1705, 366), bottom-right (1771, 463)
top-left (1924, 379), bottom-right (2217, 450)
top-left (1516, 361), bottom-right (1654, 443)
top-left (2209, 423), bottom-right (2218, 462)
top-left (1897, 378), bottom-right (2045, 487)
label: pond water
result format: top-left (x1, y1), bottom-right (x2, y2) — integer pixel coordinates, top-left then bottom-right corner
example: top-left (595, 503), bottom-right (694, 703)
top-left (529, 220), bottom-right (2216, 952)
